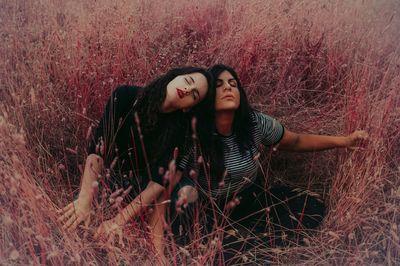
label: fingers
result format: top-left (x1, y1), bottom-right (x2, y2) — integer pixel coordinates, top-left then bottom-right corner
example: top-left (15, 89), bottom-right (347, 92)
top-left (93, 227), bottom-right (100, 240)
top-left (94, 222), bottom-right (108, 241)
top-left (358, 131), bottom-right (369, 139)
top-left (353, 130), bottom-right (369, 139)
top-left (56, 202), bottom-right (74, 215)
top-left (111, 197), bottom-right (124, 209)
top-left (122, 186), bottom-right (132, 198)
top-left (110, 188), bottom-right (124, 200)
top-left (62, 202), bottom-right (75, 212)
top-left (94, 221), bottom-right (124, 247)
top-left (117, 230), bottom-right (124, 248)
top-left (106, 232), bottom-right (115, 247)
top-left (57, 206), bottom-right (75, 223)
top-left (348, 130), bottom-right (369, 148)
top-left (68, 218), bottom-right (81, 231)
top-left (82, 215), bottom-right (92, 238)
top-left (63, 213), bottom-right (85, 231)
top-left (94, 223), bottom-right (105, 240)
top-left (106, 228), bottom-right (123, 247)
top-left (62, 214), bottom-right (78, 230)
top-left (84, 215), bottom-right (91, 227)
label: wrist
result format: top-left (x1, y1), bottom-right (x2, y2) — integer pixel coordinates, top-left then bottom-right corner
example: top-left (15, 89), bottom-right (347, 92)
top-left (77, 194), bottom-right (92, 208)
top-left (114, 213), bottom-right (126, 226)
top-left (342, 136), bottom-right (352, 147)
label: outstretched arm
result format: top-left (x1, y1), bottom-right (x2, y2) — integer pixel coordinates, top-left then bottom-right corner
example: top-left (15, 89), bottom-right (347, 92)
top-left (277, 129), bottom-right (368, 152)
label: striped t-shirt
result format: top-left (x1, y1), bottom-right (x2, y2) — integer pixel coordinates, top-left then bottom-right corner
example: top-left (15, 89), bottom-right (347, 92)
top-left (178, 110), bottom-right (284, 199)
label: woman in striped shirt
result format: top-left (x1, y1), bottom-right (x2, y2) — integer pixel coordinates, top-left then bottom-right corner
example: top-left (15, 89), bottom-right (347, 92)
top-left (171, 64), bottom-right (368, 252)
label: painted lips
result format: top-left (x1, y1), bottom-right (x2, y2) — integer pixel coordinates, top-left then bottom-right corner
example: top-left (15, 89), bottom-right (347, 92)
top-left (176, 88), bottom-right (185, 98)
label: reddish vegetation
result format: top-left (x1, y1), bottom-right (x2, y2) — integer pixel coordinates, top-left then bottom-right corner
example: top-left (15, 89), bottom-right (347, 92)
top-left (1, 0), bottom-right (399, 264)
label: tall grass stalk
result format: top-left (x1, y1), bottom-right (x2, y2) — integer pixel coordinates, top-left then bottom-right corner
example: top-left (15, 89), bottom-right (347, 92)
top-left (1, 0), bottom-right (399, 264)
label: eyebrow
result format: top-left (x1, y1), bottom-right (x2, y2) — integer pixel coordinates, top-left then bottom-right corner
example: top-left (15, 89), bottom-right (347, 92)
top-left (189, 76), bottom-right (195, 84)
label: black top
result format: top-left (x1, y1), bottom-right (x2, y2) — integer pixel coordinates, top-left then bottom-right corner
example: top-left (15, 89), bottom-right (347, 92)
top-left (88, 85), bottom-right (189, 186)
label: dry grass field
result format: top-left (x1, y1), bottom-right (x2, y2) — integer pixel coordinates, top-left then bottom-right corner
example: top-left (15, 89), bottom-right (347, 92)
top-left (1, 0), bottom-right (399, 264)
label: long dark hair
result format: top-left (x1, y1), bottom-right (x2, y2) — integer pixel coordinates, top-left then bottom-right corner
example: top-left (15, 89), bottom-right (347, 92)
top-left (205, 64), bottom-right (255, 182)
top-left (136, 67), bottom-right (212, 133)
top-left (135, 66), bottom-right (214, 164)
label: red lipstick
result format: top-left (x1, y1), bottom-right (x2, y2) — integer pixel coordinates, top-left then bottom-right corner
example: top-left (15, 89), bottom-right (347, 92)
top-left (176, 88), bottom-right (185, 98)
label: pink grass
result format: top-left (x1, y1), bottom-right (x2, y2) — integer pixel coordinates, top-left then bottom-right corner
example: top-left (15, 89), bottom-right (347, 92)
top-left (1, 0), bottom-right (400, 264)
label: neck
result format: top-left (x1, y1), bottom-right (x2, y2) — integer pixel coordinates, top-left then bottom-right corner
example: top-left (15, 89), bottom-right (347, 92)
top-left (161, 94), bottom-right (174, 113)
top-left (161, 101), bottom-right (172, 113)
top-left (216, 110), bottom-right (235, 136)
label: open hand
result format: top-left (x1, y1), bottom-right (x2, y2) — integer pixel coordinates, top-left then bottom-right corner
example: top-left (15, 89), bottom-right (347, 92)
top-left (94, 218), bottom-right (124, 247)
top-left (346, 130), bottom-right (369, 148)
top-left (57, 199), bottom-right (91, 232)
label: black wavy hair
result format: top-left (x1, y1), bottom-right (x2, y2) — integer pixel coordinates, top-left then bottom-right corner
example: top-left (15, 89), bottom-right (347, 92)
top-left (135, 66), bottom-right (214, 164)
top-left (205, 64), bottom-right (255, 182)
top-left (136, 66), bottom-right (212, 132)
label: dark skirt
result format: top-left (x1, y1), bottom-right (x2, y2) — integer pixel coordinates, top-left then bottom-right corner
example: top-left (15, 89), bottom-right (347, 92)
top-left (169, 177), bottom-right (326, 264)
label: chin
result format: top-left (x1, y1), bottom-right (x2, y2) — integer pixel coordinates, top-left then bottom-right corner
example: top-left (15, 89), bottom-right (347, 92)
top-left (216, 105), bottom-right (239, 112)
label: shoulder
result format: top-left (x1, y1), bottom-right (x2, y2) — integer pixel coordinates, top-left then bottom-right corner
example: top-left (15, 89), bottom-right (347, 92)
top-left (110, 85), bottom-right (143, 109)
top-left (250, 110), bottom-right (285, 143)
top-left (251, 110), bottom-right (276, 124)
top-left (112, 85), bottom-right (142, 99)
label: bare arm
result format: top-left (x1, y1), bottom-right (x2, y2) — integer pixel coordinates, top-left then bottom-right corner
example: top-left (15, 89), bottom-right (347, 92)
top-left (114, 181), bottom-right (165, 225)
top-left (277, 129), bottom-right (368, 152)
top-left (58, 154), bottom-right (104, 230)
top-left (94, 180), bottom-right (165, 240)
top-left (94, 173), bottom-right (183, 240)
top-left (115, 169), bottom-right (184, 224)
top-left (78, 154), bottom-right (104, 203)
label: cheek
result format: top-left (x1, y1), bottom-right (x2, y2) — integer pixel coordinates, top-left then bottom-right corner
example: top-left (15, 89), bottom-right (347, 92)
top-left (214, 98), bottom-right (222, 108)
top-left (216, 89), bottom-right (223, 98)
top-left (183, 98), bottom-right (196, 109)
top-left (233, 90), bottom-right (240, 104)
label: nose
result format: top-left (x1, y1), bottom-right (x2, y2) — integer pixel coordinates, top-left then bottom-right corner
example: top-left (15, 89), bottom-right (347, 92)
top-left (223, 81), bottom-right (232, 91)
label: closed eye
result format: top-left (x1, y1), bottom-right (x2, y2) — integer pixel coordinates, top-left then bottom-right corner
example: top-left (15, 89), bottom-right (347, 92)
top-left (192, 89), bottom-right (200, 101)
top-left (228, 79), bottom-right (237, 87)
top-left (184, 77), bottom-right (190, 85)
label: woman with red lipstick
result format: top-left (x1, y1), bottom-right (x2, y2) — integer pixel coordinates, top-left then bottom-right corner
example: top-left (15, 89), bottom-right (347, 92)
top-left (173, 64), bottom-right (368, 261)
top-left (57, 66), bottom-right (213, 260)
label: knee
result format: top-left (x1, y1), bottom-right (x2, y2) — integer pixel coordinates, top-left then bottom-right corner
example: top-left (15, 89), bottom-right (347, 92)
top-left (85, 154), bottom-right (104, 170)
top-left (178, 186), bottom-right (198, 204)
